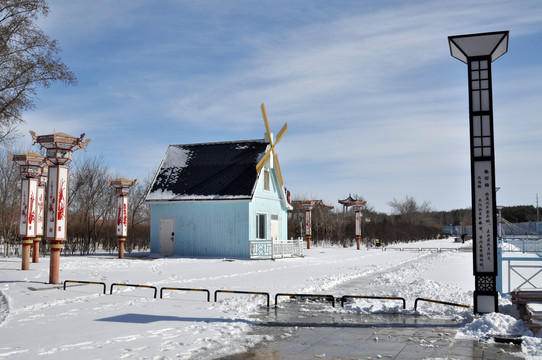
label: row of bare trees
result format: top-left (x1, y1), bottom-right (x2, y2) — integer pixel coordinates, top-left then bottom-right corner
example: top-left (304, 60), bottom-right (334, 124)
top-left (0, 151), bottom-right (151, 256)
top-left (288, 195), bottom-right (448, 247)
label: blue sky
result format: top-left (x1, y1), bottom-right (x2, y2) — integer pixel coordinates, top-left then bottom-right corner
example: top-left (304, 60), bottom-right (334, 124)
top-left (9, 0), bottom-right (542, 213)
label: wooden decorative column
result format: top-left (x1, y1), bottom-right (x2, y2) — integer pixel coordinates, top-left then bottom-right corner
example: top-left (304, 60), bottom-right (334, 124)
top-left (33, 165), bottom-right (48, 263)
top-left (338, 195), bottom-right (367, 249)
top-left (108, 178), bottom-right (137, 259)
top-left (31, 131), bottom-right (90, 284)
top-left (304, 204), bottom-right (312, 249)
top-left (12, 153), bottom-right (45, 270)
top-left (353, 205), bottom-right (363, 250)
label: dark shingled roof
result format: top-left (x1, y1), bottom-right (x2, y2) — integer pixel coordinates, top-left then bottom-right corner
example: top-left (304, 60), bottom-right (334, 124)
top-left (146, 139), bottom-right (268, 201)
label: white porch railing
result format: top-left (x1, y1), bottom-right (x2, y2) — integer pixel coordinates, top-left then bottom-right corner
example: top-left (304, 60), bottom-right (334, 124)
top-left (249, 239), bottom-right (303, 259)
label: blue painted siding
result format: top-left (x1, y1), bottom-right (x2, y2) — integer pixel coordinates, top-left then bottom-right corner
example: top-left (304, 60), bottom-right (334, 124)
top-left (150, 201), bottom-right (250, 258)
top-left (149, 165), bottom-right (289, 258)
top-left (249, 166), bottom-right (289, 240)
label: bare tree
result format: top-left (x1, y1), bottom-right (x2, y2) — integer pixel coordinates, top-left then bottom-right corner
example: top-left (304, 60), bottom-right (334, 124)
top-left (125, 176), bottom-right (151, 252)
top-left (0, 150), bottom-right (20, 256)
top-left (388, 195), bottom-right (432, 225)
top-left (0, 0), bottom-right (76, 143)
top-left (67, 155), bottom-right (115, 255)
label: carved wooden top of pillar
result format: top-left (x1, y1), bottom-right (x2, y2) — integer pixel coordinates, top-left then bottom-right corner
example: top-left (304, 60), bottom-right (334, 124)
top-left (108, 178), bottom-right (137, 196)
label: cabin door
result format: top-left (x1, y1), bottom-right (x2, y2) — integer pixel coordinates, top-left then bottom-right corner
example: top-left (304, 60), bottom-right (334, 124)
top-left (159, 218), bottom-right (175, 256)
top-left (270, 214), bottom-right (279, 242)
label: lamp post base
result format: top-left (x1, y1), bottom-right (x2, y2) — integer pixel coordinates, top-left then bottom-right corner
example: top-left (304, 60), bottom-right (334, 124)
top-left (21, 238), bottom-right (32, 270)
top-left (32, 237), bottom-right (40, 263)
top-left (118, 238), bottom-right (125, 259)
top-left (48, 241), bottom-right (63, 284)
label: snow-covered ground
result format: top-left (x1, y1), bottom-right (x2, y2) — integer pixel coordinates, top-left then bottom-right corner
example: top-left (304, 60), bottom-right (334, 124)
top-left (1, 238), bottom-right (541, 359)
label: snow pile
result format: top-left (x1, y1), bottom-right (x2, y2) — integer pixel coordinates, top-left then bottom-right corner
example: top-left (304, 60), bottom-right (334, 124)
top-left (458, 311), bottom-right (531, 338)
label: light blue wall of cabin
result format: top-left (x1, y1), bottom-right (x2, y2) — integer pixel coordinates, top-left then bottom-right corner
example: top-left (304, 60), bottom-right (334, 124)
top-left (149, 166), bottom-right (289, 258)
top-left (150, 201), bottom-right (250, 258)
top-left (249, 166), bottom-right (289, 241)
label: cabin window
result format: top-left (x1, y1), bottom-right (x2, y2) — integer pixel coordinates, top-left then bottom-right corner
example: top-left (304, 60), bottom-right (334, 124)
top-left (263, 169), bottom-right (270, 191)
top-left (256, 213), bottom-right (266, 239)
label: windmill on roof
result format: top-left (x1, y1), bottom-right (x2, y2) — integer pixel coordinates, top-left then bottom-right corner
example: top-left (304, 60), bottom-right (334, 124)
top-left (256, 103), bottom-right (287, 188)
top-left (145, 103), bottom-right (298, 260)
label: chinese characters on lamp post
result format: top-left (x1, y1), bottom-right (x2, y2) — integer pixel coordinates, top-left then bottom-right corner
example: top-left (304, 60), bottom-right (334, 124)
top-left (304, 204), bottom-right (312, 249)
top-left (108, 178), bottom-right (137, 259)
top-left (448, 31), bottom-right (509, 314)
top-left (11, 152), bottom-right (45, 270)
top-left (34, 165), bottom-right (48, 263)
top-left (31, 131), bottom-right (90, 284)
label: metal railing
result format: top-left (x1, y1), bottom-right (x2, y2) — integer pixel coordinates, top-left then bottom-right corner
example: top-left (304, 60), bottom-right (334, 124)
top-left (214, 290), bottom-right (270, 307)
top-left (249, 239), bottom-right (303, 259)
top-left (110, 283), bottom-right (158, 298)
top-left (499, 238), bottom-right (542, 253)
top-left (275, 293), bottom-right (335, 308)
top-left (340, 295), bottom-right (406, 309)
top-left (414, 297), bottom-right (470, 311)
top-left (497, 246), bottom-right (542, 294)
top-left (160, 287), bottom-right (210, 301)
top-left (63, 280), bottom-right (106, 294)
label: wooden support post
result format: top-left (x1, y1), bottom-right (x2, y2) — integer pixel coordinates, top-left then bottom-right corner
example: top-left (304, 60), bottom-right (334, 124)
top-left (118, 238), bottom-right (125, 259)
top-left (21, 238), bottom-right (32, 270)
top-left (32, 237), bottom-right (40, 263)
top-left (49, 241), bottom-right (62, 284)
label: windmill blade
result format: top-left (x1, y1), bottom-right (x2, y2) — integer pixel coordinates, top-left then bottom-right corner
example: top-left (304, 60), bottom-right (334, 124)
top-left (275, 122), bottom-right (288, 145)
top-left (260, 103), bottom-right (273, 143)
top-left (273, 152), bottom-right (284, 188)
top-left (255, 149), bottom-right (271, 174)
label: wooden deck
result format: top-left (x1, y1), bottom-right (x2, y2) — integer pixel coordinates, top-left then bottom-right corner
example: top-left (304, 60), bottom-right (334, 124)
top-left (511, 289), bottom-right (542, 333)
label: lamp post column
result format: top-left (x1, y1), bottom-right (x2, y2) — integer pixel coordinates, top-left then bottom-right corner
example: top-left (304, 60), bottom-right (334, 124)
top-left (33, 166), bottom-right (48, 263)
top-left (31, 131), bottom-right (90, 284)
top-left (12, 152), bottom-right (45, 270)
top-left (108, 178), bottom-right (137, 259)
top-left (304, 205), bottom-right (312, 249)
top-left (448, 31), bottom-right (509, 314)
top-left (354, 206), bottom-right (362, 250)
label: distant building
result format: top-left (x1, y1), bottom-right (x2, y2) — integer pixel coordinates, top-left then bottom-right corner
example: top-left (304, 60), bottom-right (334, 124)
top-left (145, 139), bottom-right (293, 258)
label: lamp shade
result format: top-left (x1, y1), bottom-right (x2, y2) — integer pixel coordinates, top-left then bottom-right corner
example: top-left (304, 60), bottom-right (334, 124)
top-left (448, 31), bottom-right (509, 63)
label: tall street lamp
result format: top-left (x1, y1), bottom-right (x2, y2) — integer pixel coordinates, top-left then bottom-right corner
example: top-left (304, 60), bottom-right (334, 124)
top-left (31, 131), bottom-right (90, 284)
top-left (11, 152), bottom-right (45, 270)
top-left (448, 31), bottom-right (509, 314)
top-left (108, 178), bottom-right (137, 259)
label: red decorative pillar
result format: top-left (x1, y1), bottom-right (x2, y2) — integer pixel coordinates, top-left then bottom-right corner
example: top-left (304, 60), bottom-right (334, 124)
top-left (303, 204), bottom-right (312, 249)
top-left (108, 178), bottom-right (137, 259)
top-left (12, 153), bottom-right (45, 270)
top-left (353, 205), bottom-right (363, 250)
top-left (31, 131), bottom-right (90, 284)
top-left (33, 165), bottom-right (48, 262)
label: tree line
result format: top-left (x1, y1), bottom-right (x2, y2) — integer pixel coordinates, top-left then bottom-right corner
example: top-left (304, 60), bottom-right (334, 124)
top-left (288, 195), bottom-right (447, 247)
top-left (288, 196), bottom-right (540, 247)
top-left (0, 151), bottom-right (150, 256)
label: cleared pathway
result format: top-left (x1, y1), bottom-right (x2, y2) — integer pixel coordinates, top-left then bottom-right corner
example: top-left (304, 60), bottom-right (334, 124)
top-left (222, 251), bottom-right (524, 359)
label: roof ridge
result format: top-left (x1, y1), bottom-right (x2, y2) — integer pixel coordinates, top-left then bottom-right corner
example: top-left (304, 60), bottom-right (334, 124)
top-left (170, 138), bottom-right (268, 147)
